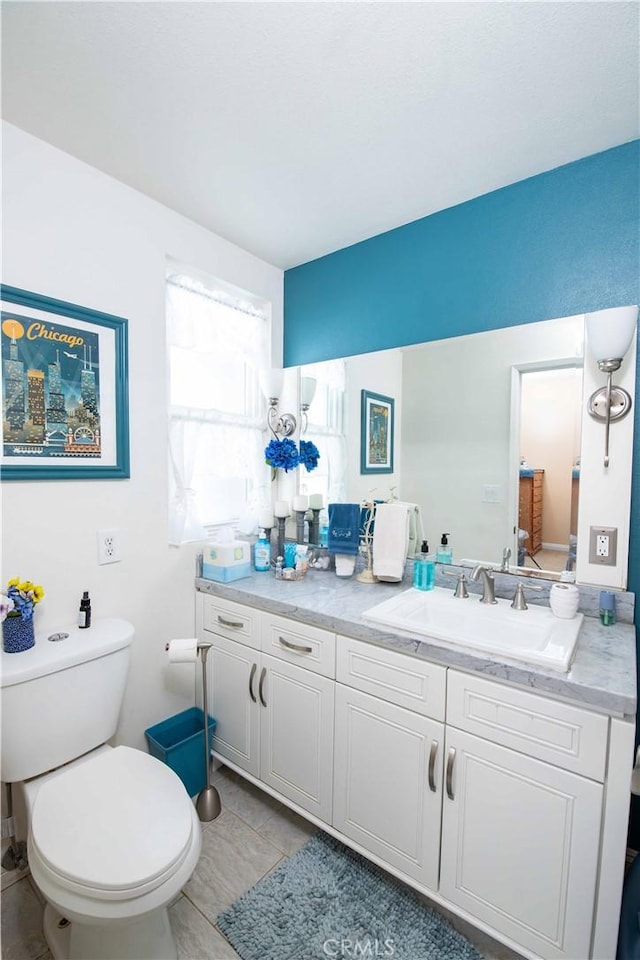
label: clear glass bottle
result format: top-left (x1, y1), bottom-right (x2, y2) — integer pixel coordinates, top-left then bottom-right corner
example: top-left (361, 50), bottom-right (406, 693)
top-left (435, 533), bottom-right (452, 563)
top-left (413, 540), bottom-right (435, 591)
top-left (599, 590), bottom-right (616, 626)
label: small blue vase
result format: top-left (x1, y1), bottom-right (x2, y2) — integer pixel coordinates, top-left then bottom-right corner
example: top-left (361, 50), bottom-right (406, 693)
top-left (2, 615), bottom-right (35, 653)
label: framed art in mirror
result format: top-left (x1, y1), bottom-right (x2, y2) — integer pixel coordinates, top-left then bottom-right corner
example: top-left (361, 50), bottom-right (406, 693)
top-left (1, 285), bottom-right (130, 480)
top-left (361, 389), bottom-right (394, 474)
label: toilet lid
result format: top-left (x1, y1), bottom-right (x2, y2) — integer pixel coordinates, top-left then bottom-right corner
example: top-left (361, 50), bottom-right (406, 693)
top-left (30, 746), bottom-right (195, 895)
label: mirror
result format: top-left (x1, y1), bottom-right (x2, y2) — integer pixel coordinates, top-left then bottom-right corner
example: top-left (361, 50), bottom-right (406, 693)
top-left (300, 311), bottom-right (634, 587)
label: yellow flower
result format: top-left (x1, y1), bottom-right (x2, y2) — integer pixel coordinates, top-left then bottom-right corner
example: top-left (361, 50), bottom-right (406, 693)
top-left (8, 577), bottom-right (20, 588)
top-left (33, 585), bottom-right (45, 602)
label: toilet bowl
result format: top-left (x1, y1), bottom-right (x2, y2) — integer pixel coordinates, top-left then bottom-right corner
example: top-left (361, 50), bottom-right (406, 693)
top-left (22, 744), bottom-right (202, 960)
top-left (1, 618), bottom-right (203, 959)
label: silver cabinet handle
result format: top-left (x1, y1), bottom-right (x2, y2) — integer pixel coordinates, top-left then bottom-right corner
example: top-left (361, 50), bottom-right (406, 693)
top-left (446, 747), bottom-right (456, 800)
top-left (279, 635), bottom-right (313, 654)
top-left (218, 615), bottom-right (245, 629)
top-left (248, 662), bottom-right (257, 703)
top-left (428, 740), bottom-right (439, 793)
top-left (258, 666), bottom-right (267, 707)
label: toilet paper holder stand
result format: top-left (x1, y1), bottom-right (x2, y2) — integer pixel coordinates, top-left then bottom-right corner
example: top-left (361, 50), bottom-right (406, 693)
top-left (164, 640), bottom-right (221, 823)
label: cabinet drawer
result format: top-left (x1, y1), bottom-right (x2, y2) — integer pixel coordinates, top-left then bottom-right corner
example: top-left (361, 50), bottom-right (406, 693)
top-left (447, 671), bottom-right (608, 781)
top-left (200, 594), bottom-right (260, 649)
top-left (336, 636), bottom-right (446, 722)
top-left (261, 613), bottom-right (336, 678)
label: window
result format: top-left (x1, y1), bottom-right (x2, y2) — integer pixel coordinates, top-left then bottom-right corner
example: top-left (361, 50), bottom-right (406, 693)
top-left (167, 270), bottom-right (270, 544)
top-left (298, 359), bottom-right (347, 507)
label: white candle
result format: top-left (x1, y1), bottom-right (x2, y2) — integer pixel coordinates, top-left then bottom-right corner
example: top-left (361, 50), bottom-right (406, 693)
top-left (274, 500), bottom-right (290, 518)
top-left (309, 494), bottom-right (323, 510)
top-left (292, 495), bottom-right (308, 512)
top-left (258, 511), bottom-right (275, 530)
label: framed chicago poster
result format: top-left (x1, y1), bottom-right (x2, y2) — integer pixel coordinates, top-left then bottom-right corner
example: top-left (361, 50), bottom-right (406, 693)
top-left (360, 389), bottom-right (394, 474)
top-left (1, 285), bottom-right (130, 480)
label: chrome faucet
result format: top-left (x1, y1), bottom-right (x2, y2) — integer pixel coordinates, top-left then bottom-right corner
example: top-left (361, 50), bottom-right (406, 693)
top-left (470, 565), bottom-right (498, 604)
top-left (500, 547), bottom-right (511, 572)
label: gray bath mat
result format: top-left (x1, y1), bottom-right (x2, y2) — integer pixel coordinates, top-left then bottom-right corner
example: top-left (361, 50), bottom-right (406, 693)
top-left (216, 831), bottom-right (483, 960)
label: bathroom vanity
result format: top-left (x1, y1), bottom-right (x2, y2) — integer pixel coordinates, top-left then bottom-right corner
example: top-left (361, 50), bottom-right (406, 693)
top-left (195, 570), bottom-right (636, 960)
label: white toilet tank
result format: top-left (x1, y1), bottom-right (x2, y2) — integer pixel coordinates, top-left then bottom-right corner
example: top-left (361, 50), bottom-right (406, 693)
top-left (1, 618), bottom-right (134, 783)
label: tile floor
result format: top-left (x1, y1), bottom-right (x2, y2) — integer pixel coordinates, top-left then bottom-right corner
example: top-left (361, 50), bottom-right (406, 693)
top-left (2, 764), bottom-right (522, 960)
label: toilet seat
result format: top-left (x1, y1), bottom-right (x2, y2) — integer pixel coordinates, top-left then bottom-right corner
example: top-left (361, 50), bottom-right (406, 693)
top-left (30, 746), bottom-right (195, 901)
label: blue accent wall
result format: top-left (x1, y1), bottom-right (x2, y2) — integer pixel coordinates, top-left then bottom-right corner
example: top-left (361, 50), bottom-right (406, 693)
top-left (284, 140), bottom-right (640, 716)
top-left (284, 142), bottom-right (639, 364)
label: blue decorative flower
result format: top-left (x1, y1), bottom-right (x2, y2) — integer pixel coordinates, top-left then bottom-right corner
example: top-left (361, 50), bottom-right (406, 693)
top-left (299, 440), bottom-right (320, 472)
top-left (264, 438), bottom-right (300, 472)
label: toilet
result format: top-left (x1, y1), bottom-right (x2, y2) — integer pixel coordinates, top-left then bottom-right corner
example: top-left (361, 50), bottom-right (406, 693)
top-left (1, 618), bottom-right (201, 960)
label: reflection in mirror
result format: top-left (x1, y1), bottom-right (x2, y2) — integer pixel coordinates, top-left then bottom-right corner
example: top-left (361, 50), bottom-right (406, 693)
top-left (300, 314), bottom-right (588, 583)
top-left (516, 365), bottom-right (583, 575)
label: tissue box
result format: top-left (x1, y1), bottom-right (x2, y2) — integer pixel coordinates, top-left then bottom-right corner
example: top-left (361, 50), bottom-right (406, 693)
top-left (201, 541), bottom-right (252, 582)
top-left (203, 541), bottom-right (251, 567)
top-left (202, 561), bottom-right (252, 583)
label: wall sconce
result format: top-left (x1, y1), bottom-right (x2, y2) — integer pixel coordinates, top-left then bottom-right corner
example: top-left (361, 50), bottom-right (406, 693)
top-left (585, 305), bottom-right (637, 468)
top-left (260, 368), bottom-right (296, 439)
top-left (299, 377), bottom-right (317, 434)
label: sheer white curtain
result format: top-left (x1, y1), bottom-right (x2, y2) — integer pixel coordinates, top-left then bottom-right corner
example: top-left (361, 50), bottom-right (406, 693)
top-left (167, 274), bottom-right (270, 545)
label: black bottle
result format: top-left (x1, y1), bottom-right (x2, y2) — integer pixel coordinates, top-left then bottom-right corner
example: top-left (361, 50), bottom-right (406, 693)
top-left (78, 591), bottom-right (91, 629)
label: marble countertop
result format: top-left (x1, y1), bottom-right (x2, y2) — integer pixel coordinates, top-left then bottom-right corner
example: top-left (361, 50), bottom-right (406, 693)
top-left (195, 569), bottom-right (637, 719)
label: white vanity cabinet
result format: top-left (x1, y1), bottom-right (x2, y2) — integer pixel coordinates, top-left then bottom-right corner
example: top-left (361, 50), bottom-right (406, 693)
top-left (440, 671), bottom-right (607, 960)
top-left (196, 593), bottom-right (335, 821)
top-left (333, 637), bottom-right (446, 890)
top-left (196, 585), bottom-right (633, 960)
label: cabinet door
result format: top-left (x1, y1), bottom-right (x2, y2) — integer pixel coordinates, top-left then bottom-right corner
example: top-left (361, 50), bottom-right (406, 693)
top-left (209, 633), bottom-right (260, 778)
top-left (441, 727), bottom-right (603, 960)
top-left (333, 685), bottom-right (443, 890)
top-left (259, 652), bottom-right (335, 822)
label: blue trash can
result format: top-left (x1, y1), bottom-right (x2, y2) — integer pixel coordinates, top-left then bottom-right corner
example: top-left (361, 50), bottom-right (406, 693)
top-left (145, 707), bottom-right (216, 798)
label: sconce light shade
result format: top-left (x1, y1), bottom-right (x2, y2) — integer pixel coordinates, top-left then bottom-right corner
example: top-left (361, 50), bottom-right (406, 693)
top-left (585, 305), bottom-right (637, 468)
top-left (585, 306), bottom-right (637, 365)
top-left (300, 377), bottom-right (317, 408)
top-left (259, 367), bottom-right (284, 401)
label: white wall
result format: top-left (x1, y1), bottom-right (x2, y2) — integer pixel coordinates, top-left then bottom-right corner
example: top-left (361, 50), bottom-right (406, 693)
top-left (1, 122), bottom-right (283, 749)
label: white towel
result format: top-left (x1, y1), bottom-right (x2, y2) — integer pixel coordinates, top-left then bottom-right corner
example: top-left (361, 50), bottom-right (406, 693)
top-left (393, 502), bottom-right (424, 558)
top-left (372, 503), bottom-right (411, 582)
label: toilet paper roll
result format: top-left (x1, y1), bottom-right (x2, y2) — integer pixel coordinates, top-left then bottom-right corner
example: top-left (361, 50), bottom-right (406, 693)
top-left (166, 638), bottom-right (198, 663)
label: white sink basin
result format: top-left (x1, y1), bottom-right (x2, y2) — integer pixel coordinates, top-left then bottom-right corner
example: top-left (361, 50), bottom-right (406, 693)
top-left (363, 587), bottom-right (582, 672)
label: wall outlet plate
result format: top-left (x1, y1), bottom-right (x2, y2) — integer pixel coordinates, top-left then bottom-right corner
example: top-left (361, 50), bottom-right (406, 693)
top-left (588, 526), bottom-right (617, 566)
top-left (98, 529), bottom-right (121, 565)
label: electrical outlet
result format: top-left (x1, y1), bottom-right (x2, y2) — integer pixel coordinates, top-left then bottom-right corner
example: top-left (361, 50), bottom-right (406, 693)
top-left (98, 529), bottom-right (121, 565)
top-left (481, 484), bottom-right (502, 503)
top-left (589, 526), bottom-right (617, 566)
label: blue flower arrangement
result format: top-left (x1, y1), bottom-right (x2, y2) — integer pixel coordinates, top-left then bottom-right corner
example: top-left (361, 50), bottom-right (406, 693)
top-left (265, 438), bottom-right (300, 472)
top-left (299, 440), bottom-right (320, 472)
top-left (264, 438), bottom-right (321, 474)
top-left (3, 578), bottom-right (45, 622)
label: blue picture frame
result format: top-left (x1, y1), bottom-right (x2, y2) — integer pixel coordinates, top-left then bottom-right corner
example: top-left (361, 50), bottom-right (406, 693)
top-left (1, 285), bottom-right (130, 480)
top-left (360, 389), bottom-right (394, 474)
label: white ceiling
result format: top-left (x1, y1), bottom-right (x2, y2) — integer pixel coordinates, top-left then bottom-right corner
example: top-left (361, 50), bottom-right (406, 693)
top-left (1, 2), bottom-right (638, 269)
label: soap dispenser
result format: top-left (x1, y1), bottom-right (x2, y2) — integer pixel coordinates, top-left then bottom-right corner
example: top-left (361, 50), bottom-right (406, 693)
top-left (436, 533), bottom-right (452, 564)
top-left (254, 529), bottom-right (271, 572)
top-left (413, 540), bottom-right (435, 591)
